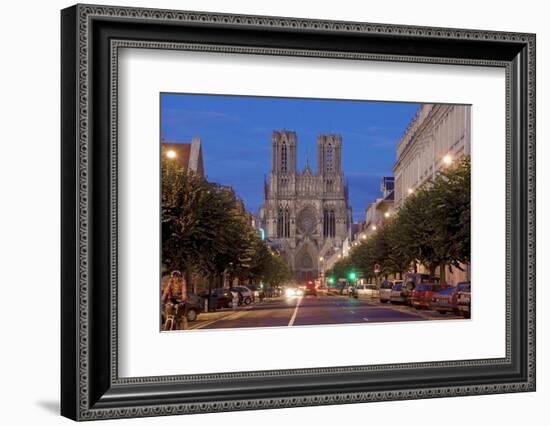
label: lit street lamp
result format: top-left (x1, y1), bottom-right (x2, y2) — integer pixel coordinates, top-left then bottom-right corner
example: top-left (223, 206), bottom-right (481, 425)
top-left (166, 150), bottom-right (177, 159)
top-left (443, 154), bottom-right (453, 165)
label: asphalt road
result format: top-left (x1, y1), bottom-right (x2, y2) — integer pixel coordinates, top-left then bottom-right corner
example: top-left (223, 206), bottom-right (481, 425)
top-left (187, 295), bottom-right (463, 330)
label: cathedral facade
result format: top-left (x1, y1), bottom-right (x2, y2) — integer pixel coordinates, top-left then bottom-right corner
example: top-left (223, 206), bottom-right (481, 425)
top-left (259, 131), bottom-right (352, 282)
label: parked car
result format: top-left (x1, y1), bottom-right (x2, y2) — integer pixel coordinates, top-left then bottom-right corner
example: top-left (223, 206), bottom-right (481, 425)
top-left (389, 282), bottom-right (406, 304)
top-left (183, 292), bottom-right (203, 321)
top-left (403, 272), bottom-right (436, 285)
top-left (355, 284), bottom-right (379, 299)
top-left (402, 274), bottom-right (440, 306)
top-left (199, 288), bottom-right (234, 310)
top-left (379, 280), bottom-right (398, 303)
top-left (230, 286), bottom-right (254, 305)
top-left (265, 286), bottom-right (280, 298)
top-left (430, 287), bottom-right (459, 315)
top-left (400, 280), bottom-right (417, 306)
top-left (335, 281), bottom-right (351, 295)
top-left (246, 284), bottom-right (261, 299)
top-left (455, 281), bottom-right (471, 318)
top-left (327, 287), bottom-right (340, 296)
top-left (410, 283), bottom-right (445, 309)
top-left (161, 292), bottom-right (204, 325)
top-left (316, 286), bottom-right (329, 296)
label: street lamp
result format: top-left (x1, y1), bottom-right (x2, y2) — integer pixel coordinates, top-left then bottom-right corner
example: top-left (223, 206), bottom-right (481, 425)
top-left (361, 233), bottom-right (367, 240)
top-left (443, 154), bottom-right (453, 165)
top-left (319, 256), bottom-right (324, 262)
top-left (371, 225), bottom-right (377, 231)
top-left (166, 149), bottom-right (177, 159)
top-left (407, 188), bottom-right (414, 195)
top-left (384, 211), bottom-right (391, 218)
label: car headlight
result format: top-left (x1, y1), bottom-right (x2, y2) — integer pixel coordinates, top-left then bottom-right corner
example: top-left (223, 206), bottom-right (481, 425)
top-left (285, 289), bottom-right (296, 297)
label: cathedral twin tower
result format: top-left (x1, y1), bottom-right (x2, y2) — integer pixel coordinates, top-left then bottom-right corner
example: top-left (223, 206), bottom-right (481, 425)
top-left (259, 130), bottom-right (352, 282)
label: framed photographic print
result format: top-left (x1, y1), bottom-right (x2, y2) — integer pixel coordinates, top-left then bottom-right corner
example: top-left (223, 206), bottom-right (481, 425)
top-left (61, 4), bottom-right (536, 421)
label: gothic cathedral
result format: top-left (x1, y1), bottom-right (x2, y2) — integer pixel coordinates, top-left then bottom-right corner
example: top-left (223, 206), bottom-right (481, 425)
top-left (259, 130), bottom-right (352, 282)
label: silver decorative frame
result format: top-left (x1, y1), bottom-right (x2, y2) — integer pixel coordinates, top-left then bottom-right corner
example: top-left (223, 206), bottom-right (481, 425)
top-left (61, 4), bottom-right (536, 420)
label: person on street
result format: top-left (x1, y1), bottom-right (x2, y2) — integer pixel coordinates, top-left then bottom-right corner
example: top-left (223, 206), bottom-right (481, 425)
top-left (162, 270), bottom-right (188, 330)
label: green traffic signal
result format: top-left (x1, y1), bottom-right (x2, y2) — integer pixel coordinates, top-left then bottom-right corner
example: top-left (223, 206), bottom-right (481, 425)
top-left (348, 271), bottom-right (357, 281)
top-left (328, 276), bottom-right (335, 285)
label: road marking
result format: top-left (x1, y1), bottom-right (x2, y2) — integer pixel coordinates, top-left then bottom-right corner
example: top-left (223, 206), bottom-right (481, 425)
top-left (188, 310), bottom-right (250, 330)
top-left (288, 296), bottom-right (303, 327)
top-left (188, 319), bottom-right (220, 330)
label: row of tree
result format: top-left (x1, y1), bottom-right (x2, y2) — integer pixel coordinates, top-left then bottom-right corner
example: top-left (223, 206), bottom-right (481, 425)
top-left (161, 157), bottom-right (291, 288)
top-left (329, 157), bottom-right (471, 283)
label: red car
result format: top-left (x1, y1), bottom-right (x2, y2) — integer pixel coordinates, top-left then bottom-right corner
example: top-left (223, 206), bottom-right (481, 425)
top-left (304, 281), bottom-right (317, 296)
top-left (410, 283), bottom-right (445, 309)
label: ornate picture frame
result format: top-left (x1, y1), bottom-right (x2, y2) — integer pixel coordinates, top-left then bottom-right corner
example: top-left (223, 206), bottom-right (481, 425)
top-left (61, 4), bottom-right (535, 420)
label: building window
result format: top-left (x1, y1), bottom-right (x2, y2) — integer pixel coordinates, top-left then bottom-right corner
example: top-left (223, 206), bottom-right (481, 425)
top-left (277, 206), bottom-right (290, 238)
top-left (325, 144), bottom-right (333, 173)
top-left (281, 143), bottom-right (288, 172)
top-left (323, 208), bottom-right (336, 238)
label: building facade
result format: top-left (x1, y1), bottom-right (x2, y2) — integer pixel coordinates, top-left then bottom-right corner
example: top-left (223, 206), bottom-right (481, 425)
top-left (259, 131), bottom-right (352, 282)
top-left (393, 104), bottom-right (471, 285)
top-left (393, 104), bottom-right (471, 207)
top-left (362, 176), bottom-right (396, 240)
top-left (161, 137), bottom-right (204, 177)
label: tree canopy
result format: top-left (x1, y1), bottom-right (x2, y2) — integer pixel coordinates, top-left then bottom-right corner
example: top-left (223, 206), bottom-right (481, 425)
top-left (161, 157), bottom-right (289, 287)
top-left (330, 157), bottom-right (470, 282)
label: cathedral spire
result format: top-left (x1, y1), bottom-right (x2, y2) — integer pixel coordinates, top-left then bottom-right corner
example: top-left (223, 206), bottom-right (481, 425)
top-left (303, 149), bottom-right (312, 175)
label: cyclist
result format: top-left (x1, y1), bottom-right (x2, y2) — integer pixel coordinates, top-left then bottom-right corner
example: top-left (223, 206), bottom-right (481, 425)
top-left (161, 270), bottom-right (188, 330)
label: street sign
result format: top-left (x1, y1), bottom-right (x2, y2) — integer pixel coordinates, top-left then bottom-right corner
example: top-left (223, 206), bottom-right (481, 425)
top-left (374, 263), bottom-right (381, 273)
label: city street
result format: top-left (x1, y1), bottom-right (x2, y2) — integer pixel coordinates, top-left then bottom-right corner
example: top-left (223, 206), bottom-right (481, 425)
top-left (187, 295), bottom-right (463, 330)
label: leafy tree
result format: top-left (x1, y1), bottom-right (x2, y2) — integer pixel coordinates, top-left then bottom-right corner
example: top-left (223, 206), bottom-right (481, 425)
top-left (429, 156), bottom-right (471, 269)
top-left (332, 156), bottom-right (470, 283)
top-left (331, 256), bottom-right (353, 282)
top-left (162, 157), bottom-right (290, 290)
top-left (262, 253), bottom-right (292, 287)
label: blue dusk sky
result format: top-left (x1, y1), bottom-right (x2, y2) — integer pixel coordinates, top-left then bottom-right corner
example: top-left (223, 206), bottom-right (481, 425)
top-left (161, 93), bottom-right (419, 222)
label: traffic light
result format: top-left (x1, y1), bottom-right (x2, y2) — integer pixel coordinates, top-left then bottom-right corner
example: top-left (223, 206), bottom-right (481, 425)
top-left (328, 276), bottom-right (335, 285)
top-left (348, 271), bottom-right (357, 281)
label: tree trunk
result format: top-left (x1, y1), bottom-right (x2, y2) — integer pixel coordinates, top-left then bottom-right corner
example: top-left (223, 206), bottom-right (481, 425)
top-left (184, 269), bottom-right (192, 294)
top-left (439, 264), bottom-right (446, 283)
